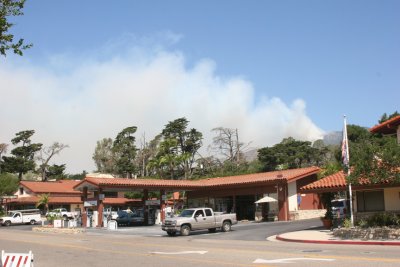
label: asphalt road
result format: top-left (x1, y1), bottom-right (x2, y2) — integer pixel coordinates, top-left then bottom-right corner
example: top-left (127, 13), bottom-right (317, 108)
top-left (1, 220), bottom-right (400, 266)
top-left (4, 218), bottom-right (323, 240)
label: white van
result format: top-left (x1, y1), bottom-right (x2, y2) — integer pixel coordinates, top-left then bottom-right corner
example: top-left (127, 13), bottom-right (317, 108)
top-left (0, 209), bottom-right (42, 226)
top-left (331, 199), bottom-right (349, 218)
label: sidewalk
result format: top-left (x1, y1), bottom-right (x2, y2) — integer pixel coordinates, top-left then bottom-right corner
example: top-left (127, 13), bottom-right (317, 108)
top-left (276, 228), bottom-right (400, 246)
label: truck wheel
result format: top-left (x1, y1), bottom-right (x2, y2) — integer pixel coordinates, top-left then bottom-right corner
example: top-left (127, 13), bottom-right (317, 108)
top-left (30, 220), bottom-right (36, 225)
top-left (167, 231), bottom-right (176, 236)
top-left (208, 228), bottom-right (216, 233)
top-left (4, 221), bottom-right (11, 227)
top-left (180, 225), bottom-right (191, 236)
top-left (221, 221), bottom-right (231, 232)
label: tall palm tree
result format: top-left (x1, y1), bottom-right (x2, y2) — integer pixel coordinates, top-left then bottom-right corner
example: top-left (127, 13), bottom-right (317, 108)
top-left (36, 193), bottom-right (50, 215)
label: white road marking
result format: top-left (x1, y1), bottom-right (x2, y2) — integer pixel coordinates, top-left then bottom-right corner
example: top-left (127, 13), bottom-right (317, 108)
top-left (253, 257), bottom-right (335, 264)
top-left (151, 251), bottom-right (208, 255)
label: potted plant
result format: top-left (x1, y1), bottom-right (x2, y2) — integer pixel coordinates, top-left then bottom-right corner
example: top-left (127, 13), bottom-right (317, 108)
top-left (320, 192), bottom-right (334, 229)
top-left (321, 209), bottom-right (333, 229)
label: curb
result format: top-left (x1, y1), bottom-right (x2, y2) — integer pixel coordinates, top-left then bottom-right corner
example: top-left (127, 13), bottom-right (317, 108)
top-left (276, 235), bottom-right (400, 246)
top-left (32, 227), bottom-right (85, 234)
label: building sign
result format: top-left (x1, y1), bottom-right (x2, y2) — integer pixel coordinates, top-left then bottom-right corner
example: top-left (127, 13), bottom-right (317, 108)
top-left (84, 200), bottom-right (97, 207)
top-left (145, 200), bottom-right (160, 206)
top-left (1, 196), bottom-right (17, 199)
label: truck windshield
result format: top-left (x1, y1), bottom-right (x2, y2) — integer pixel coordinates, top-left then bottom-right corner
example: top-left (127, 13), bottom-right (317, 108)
top-left (178, 210), bottom-right (195, 217)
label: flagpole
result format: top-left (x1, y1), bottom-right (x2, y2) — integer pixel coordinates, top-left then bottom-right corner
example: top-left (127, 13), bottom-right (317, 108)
top-left (348, 170), bottom-right (354, 227)
top-left (343, 115), bottom-right (354, 227)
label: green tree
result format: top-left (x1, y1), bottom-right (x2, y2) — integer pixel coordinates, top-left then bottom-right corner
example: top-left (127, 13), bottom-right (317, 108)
top-left (161, 118), bottom-right (202, 179)
top-left (378, 111), bottom-right (399, 124)
top-left (0, 172), bottom-right (18, 195)
top-left (258, 137), bottom-right (325, 171)
top-left (92, 138), bottom-right (115, 174)
top-left (347, 125), bottom-right (400, 184)
top-left (46, 164), bottom-right (66, 180)
top-left (113, 126), bottom-right (138, 178)
top-left (0, 143), bottom-right (8, 173)
top-left (65, 170), bottom-right (87, 180)
top-left (158, 138), bottom-right (180, 179)
top-left (2, 130), bottom-right (42, 180)
top-left (147, 138), bottom-right (180, 179)
top-left (0, 0), bottom-right (32, 56)
top-left (318, 162), bottom-right (342, 179)
top-left (35, 193), bottom-right (49, 214)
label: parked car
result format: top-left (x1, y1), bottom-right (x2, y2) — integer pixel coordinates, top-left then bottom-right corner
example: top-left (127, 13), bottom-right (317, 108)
top-left (46, 208), bottom-right (73, 219)
top-left (162, 208), bottom-right (237, 236)
top-left (331, 199), bottom-right (350, 218)
top-left (116, 210), bottom-right (144, 226)
top-left (0, 209), bottom-right (42, 226)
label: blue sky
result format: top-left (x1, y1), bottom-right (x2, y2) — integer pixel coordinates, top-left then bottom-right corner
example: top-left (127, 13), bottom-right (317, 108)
top-left (1, 1), bottom-right (399, 173)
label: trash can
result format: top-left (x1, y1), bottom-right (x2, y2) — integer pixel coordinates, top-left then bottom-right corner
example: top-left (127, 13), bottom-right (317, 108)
top-left (68, 220), bottom-right (77, 228)
top-left (108, 220), bottom-right (118, 230)
top-left (53, 219), bottom-right (62, 228)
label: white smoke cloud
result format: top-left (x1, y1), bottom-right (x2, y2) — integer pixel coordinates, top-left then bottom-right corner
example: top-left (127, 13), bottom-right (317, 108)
top-left (0, 38), bottom-right (324, 173)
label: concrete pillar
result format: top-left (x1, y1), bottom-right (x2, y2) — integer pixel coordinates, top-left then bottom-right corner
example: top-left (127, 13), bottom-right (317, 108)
top-left (82, 187), bottom-right (88, 228)
top-left (232, 194), bottom-right (236, 213)
top-left (160, 189), bottom-right (166, 222)
top-left (142, 189), bottom-right (148, 225)
top-left (277, 183), bottom-right (289, 221)
top-left (97, 189), bottom-right (103, 227)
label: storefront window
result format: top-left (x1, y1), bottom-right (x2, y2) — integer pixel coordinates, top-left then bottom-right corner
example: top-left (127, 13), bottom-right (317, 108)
top-left (187, 197), bottom-right (208, 208)
top-left (357, 190), bottom-right (384, 212)
top-left (214, 197), bottom-right (233, 213)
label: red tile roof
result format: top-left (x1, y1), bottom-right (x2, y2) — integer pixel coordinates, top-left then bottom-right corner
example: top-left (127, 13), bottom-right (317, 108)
top-left (300, 171), bottom-right (399, 193)
top-left (4, 196), bottom-right (142, 206)
top-left (200, 167), bottom-right (320, 188)
top-left (21, 180), bottom-right (81, 195)
top-left (74, 167), bottom-right (320, 190)
top-left (79, 177), bottom-right (205, 190)
top-left (103, 198), bottom-right (141, 205)
top-left (4, 196), bottom-right (82, 204)
top-left (300, 171), bottom-right (347, 192)
top-left (370, 115), bottom-right (400, 135)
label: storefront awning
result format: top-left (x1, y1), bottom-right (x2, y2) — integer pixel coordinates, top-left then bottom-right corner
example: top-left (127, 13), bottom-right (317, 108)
top-left (255, 196), bottom-right (277, 203)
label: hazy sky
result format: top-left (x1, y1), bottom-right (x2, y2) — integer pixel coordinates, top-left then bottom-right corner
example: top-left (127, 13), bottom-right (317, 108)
top-left (1, 1), bottom-right (399, 173)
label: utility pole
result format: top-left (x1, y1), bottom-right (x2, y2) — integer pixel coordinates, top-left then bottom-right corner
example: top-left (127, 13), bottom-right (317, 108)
top-left (142, 132), bottom-right (146, 177)
top-left (236, 128), bottom-right (240, 164)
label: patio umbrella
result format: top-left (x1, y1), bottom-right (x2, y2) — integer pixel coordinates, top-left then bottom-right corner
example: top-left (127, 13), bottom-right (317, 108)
top-left (255, 196), bottom-right (277, 204)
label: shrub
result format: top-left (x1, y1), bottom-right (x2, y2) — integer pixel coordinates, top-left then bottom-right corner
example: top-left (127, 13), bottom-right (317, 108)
top-left (342, 218), bottom-right (352, 228)
top-left (356, 218), bottom-right (368, 228)
top-left (46, 214), bottom-right (62, 224)
top-left (366, 213), bottom-right (400, 227)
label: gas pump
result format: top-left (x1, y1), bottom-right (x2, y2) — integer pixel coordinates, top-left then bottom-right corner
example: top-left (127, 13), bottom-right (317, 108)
top-left (103, 207), bottom-right (112, 228)
top-left (86, 208), bottom-right (93, 227)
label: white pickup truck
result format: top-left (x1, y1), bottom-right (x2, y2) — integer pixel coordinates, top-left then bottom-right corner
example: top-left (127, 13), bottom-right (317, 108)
top-left (46, 208), bottom-right (74, 219)
top-left (0, 209), bottom-right (42, 226)
top-left (162, 208), bottom-right (237, 236)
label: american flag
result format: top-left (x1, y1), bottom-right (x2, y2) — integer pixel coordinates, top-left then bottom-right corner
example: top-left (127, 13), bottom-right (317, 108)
top-left (342, 116), bottom-right (350, 167)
